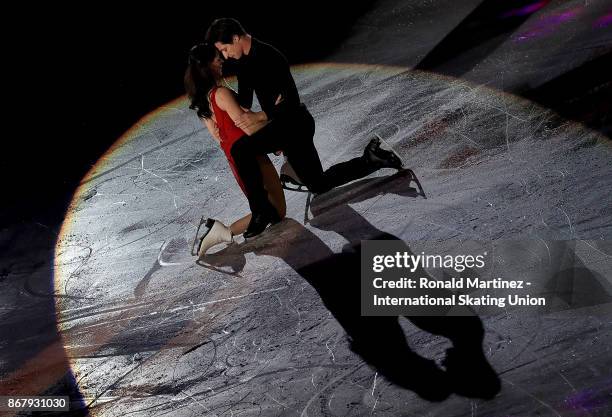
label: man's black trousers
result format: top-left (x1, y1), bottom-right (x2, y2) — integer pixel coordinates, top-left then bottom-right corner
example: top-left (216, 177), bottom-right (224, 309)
top-left (230, 105), bottom-right (377, 215)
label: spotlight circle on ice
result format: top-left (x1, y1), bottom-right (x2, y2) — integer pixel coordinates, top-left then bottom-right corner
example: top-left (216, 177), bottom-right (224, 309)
top-left (54, 63), bottom-right (611, 415)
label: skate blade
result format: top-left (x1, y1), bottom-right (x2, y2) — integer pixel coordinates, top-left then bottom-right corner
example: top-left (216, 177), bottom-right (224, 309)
top-left (374, 133), bottom-right (406, 169)
top-left (280, 175), bottom-right (309, 193)
top-left (282, 183), bottom-right (309, 192)
top-left (191, 216), bottom-right (212, 256)
top-left (190, 216), bottom-right (206, 256)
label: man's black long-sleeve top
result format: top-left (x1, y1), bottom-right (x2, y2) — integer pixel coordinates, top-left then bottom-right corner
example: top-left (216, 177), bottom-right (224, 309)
top-left (235, 38), bottom-right (301, 121)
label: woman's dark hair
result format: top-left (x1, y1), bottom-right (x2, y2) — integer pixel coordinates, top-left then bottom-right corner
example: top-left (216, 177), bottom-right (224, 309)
top-left (184, 43), bottom-right (218, 119)
top-left (205, 18), bottom-right (246, 45)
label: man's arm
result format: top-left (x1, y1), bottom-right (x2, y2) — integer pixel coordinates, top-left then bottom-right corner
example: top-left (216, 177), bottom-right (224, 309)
top-left (263, 70), bottom-right (298, 121)
top-left (234, 64), bottom-right (265, 130)
top-left (234, 40), bottom-right (299, 129)
top-left (259, 45), bottom-right (300, 121)
top-left (237, 68), bottom-right (254, 110)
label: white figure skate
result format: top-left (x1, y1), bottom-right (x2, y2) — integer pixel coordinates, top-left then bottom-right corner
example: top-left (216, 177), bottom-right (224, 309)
top-left (191, 217), bottom-right (233, 257)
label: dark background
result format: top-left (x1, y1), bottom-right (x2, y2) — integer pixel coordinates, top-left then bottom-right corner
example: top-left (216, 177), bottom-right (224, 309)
top-left (4, 0), bottom-right (610, 226)
top-left (5, 0), bottom-right (376, 224)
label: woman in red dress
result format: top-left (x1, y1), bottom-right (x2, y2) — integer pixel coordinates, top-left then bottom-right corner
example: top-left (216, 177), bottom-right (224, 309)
top-left (184, 43), bottom-right (286, 256)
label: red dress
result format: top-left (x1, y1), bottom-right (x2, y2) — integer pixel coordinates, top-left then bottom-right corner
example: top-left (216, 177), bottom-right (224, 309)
top-left (210, 87), bottom-right (247, 194)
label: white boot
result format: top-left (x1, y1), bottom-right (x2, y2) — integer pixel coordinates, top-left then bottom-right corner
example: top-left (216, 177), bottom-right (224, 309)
top-left (197, 219), bottom-right (233, 257)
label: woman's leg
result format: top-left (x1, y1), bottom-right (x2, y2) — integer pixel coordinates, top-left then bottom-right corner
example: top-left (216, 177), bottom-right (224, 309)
top-left (230, 155), bottom-right (286, 236)
top-left (230, 214), bottom-right (251, 236)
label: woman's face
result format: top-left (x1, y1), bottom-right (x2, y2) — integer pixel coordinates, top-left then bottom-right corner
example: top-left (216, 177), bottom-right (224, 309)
top-left (210, 54), bottom-right (223, 79)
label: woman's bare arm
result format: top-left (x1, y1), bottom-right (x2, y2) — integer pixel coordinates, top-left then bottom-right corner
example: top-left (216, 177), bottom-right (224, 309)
top-left (202, 116), bottom-right (221, 143)
top-left (215, 87), bottom-right (267, 136)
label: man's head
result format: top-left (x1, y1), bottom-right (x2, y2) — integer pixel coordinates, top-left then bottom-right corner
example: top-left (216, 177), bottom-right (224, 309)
top-left (205, 18), bottom-right (248, 60)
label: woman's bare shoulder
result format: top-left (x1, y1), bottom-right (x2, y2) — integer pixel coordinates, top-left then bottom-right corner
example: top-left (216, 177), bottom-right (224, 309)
top-left (214, 87), bottom-right (237, 109)
top-left (215, 86), bottom-right (234, 98)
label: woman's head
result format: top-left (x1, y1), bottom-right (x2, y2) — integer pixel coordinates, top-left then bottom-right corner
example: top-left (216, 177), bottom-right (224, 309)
top-left (184, 43), bottom-right (223, 119)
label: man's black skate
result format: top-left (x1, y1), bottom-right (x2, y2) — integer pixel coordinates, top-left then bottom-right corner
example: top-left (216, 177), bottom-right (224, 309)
top-left (363, 135), bottom-right (404, 170)
top-left (280, 158), bottom-right (309, 192)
